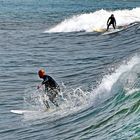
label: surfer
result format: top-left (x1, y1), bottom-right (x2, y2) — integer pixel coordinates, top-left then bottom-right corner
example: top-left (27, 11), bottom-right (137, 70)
top-left (107, 14), bottom-right (116, 31)
top-left (38, 69), bottom-right (60, 109)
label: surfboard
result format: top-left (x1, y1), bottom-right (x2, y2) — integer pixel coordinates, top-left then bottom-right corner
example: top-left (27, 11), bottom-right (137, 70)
top-left (102, 28), bottom-right (124, 35)
top-left (10, 110), bottom-right (38, 114)
top-left (93, 22), bottom-right (138, 34)
top-left (102, 22), bottom-right (137, 35)
top-left (10, 108), bottom-right (53, 115)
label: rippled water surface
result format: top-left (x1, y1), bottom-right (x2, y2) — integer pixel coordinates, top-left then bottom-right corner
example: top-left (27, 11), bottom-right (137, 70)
top-left (1, 0), bottom-right (140, 140)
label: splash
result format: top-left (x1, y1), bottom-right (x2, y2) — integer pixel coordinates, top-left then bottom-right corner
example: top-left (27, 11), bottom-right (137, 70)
top-left (91, 55), bottom-right (140, 104)
top-left (44, 7), bottom-right (140, 33)
top-left (23, 55), bottom-right (140, 121)
top-left (23, 84), bottom-right (90, 121)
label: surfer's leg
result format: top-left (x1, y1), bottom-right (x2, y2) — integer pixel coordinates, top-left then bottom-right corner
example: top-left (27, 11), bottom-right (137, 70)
top-left (43, 99), bottom-right (50, 109)
top-left (113, 23), bottom-right (115, 29)
top-left (49, 90), bottom-right (59, 107)
top-left (107, 22), bottom-right (111, 31)
top-left (107, 25), bottom-right (109, 31)
top-left (43, 94), bottom-right (50, 109)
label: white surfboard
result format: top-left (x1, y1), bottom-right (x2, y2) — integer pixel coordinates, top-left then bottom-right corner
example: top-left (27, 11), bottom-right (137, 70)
top-left (10, 108), bottom-right (53, 115)
top-left (93, 22), bottom-right (138, 34)
top-left (102, 28), bottom-right (124, 35)
top-left (92, 27), bottom-right (123, 34)
top-left (10, 110), bottom-right (38, 114)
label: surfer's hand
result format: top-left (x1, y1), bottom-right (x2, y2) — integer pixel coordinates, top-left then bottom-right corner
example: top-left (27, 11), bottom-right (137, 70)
top-left (37, 85), bottom-right (41, 89)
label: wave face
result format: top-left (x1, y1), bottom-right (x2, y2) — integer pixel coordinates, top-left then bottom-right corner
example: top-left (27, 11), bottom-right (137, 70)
top-left (45, 8), bottom-right (140, 33)
top-left (22, 55), bottom-right (140, 140)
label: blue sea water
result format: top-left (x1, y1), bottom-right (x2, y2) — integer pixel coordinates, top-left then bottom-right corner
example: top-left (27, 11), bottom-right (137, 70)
top-left (0, 0), bottom-right (140, 140)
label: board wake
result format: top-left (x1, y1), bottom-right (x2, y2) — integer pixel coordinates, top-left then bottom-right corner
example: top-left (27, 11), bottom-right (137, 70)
top-left (92, 28), bottom-right (106, 33)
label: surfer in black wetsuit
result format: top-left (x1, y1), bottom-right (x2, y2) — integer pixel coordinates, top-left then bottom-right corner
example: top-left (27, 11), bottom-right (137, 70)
top-left (107, 14), bottom-right (116, 31)
top-left (38, 69), bottom-right (60, 109)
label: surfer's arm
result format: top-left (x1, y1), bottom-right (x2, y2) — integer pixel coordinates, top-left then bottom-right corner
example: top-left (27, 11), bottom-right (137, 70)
top-left (42, 81), bottom-right (49, 91)
top-left (37, 80), bottom-right (48, 90)
top-left (37, 84), bottom-right (42, 89)
top-left (107, 17), bottom-right (110, 25)
top-left (37, 83), bottom-right (46, 91)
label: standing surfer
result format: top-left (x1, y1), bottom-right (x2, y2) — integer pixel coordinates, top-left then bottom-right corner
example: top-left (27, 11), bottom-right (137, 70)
top-left (107, 14), bottom-right (116, 31)
top-left (38, 69), bottom-right (60, 109)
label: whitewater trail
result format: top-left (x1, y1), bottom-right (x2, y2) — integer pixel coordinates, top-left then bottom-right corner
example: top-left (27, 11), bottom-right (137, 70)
top-left (44, 8), bottom-right (140, 33)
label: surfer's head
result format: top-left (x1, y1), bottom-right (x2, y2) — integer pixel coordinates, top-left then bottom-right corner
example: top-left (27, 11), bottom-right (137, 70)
top-left (111, 14), bottom-right (114, 17)
top-left (38, 69), bottom-right (45, 78)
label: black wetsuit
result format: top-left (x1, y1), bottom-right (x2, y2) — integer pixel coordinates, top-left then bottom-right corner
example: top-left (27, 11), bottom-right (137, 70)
top-left (107, 16), bottom-right (116, 30)
top-left (42, 75), bottom-right (60, 108)
top-left (42, 75), bottom-right (60, 91)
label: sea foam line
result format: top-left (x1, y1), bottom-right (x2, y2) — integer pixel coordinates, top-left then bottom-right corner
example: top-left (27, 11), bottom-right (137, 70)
top-left (44, 7), bottom-right (140, 33)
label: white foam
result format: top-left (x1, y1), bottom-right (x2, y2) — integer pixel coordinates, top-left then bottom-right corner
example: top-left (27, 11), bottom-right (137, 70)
top-left (45, 8), bottom-right (140, 33)
top-left (91, 55), bottom-right (140, 103)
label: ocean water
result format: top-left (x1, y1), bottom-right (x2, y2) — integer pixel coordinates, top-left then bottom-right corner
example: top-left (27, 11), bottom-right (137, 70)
top-left (0, 0), bottom-right (140, 140)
